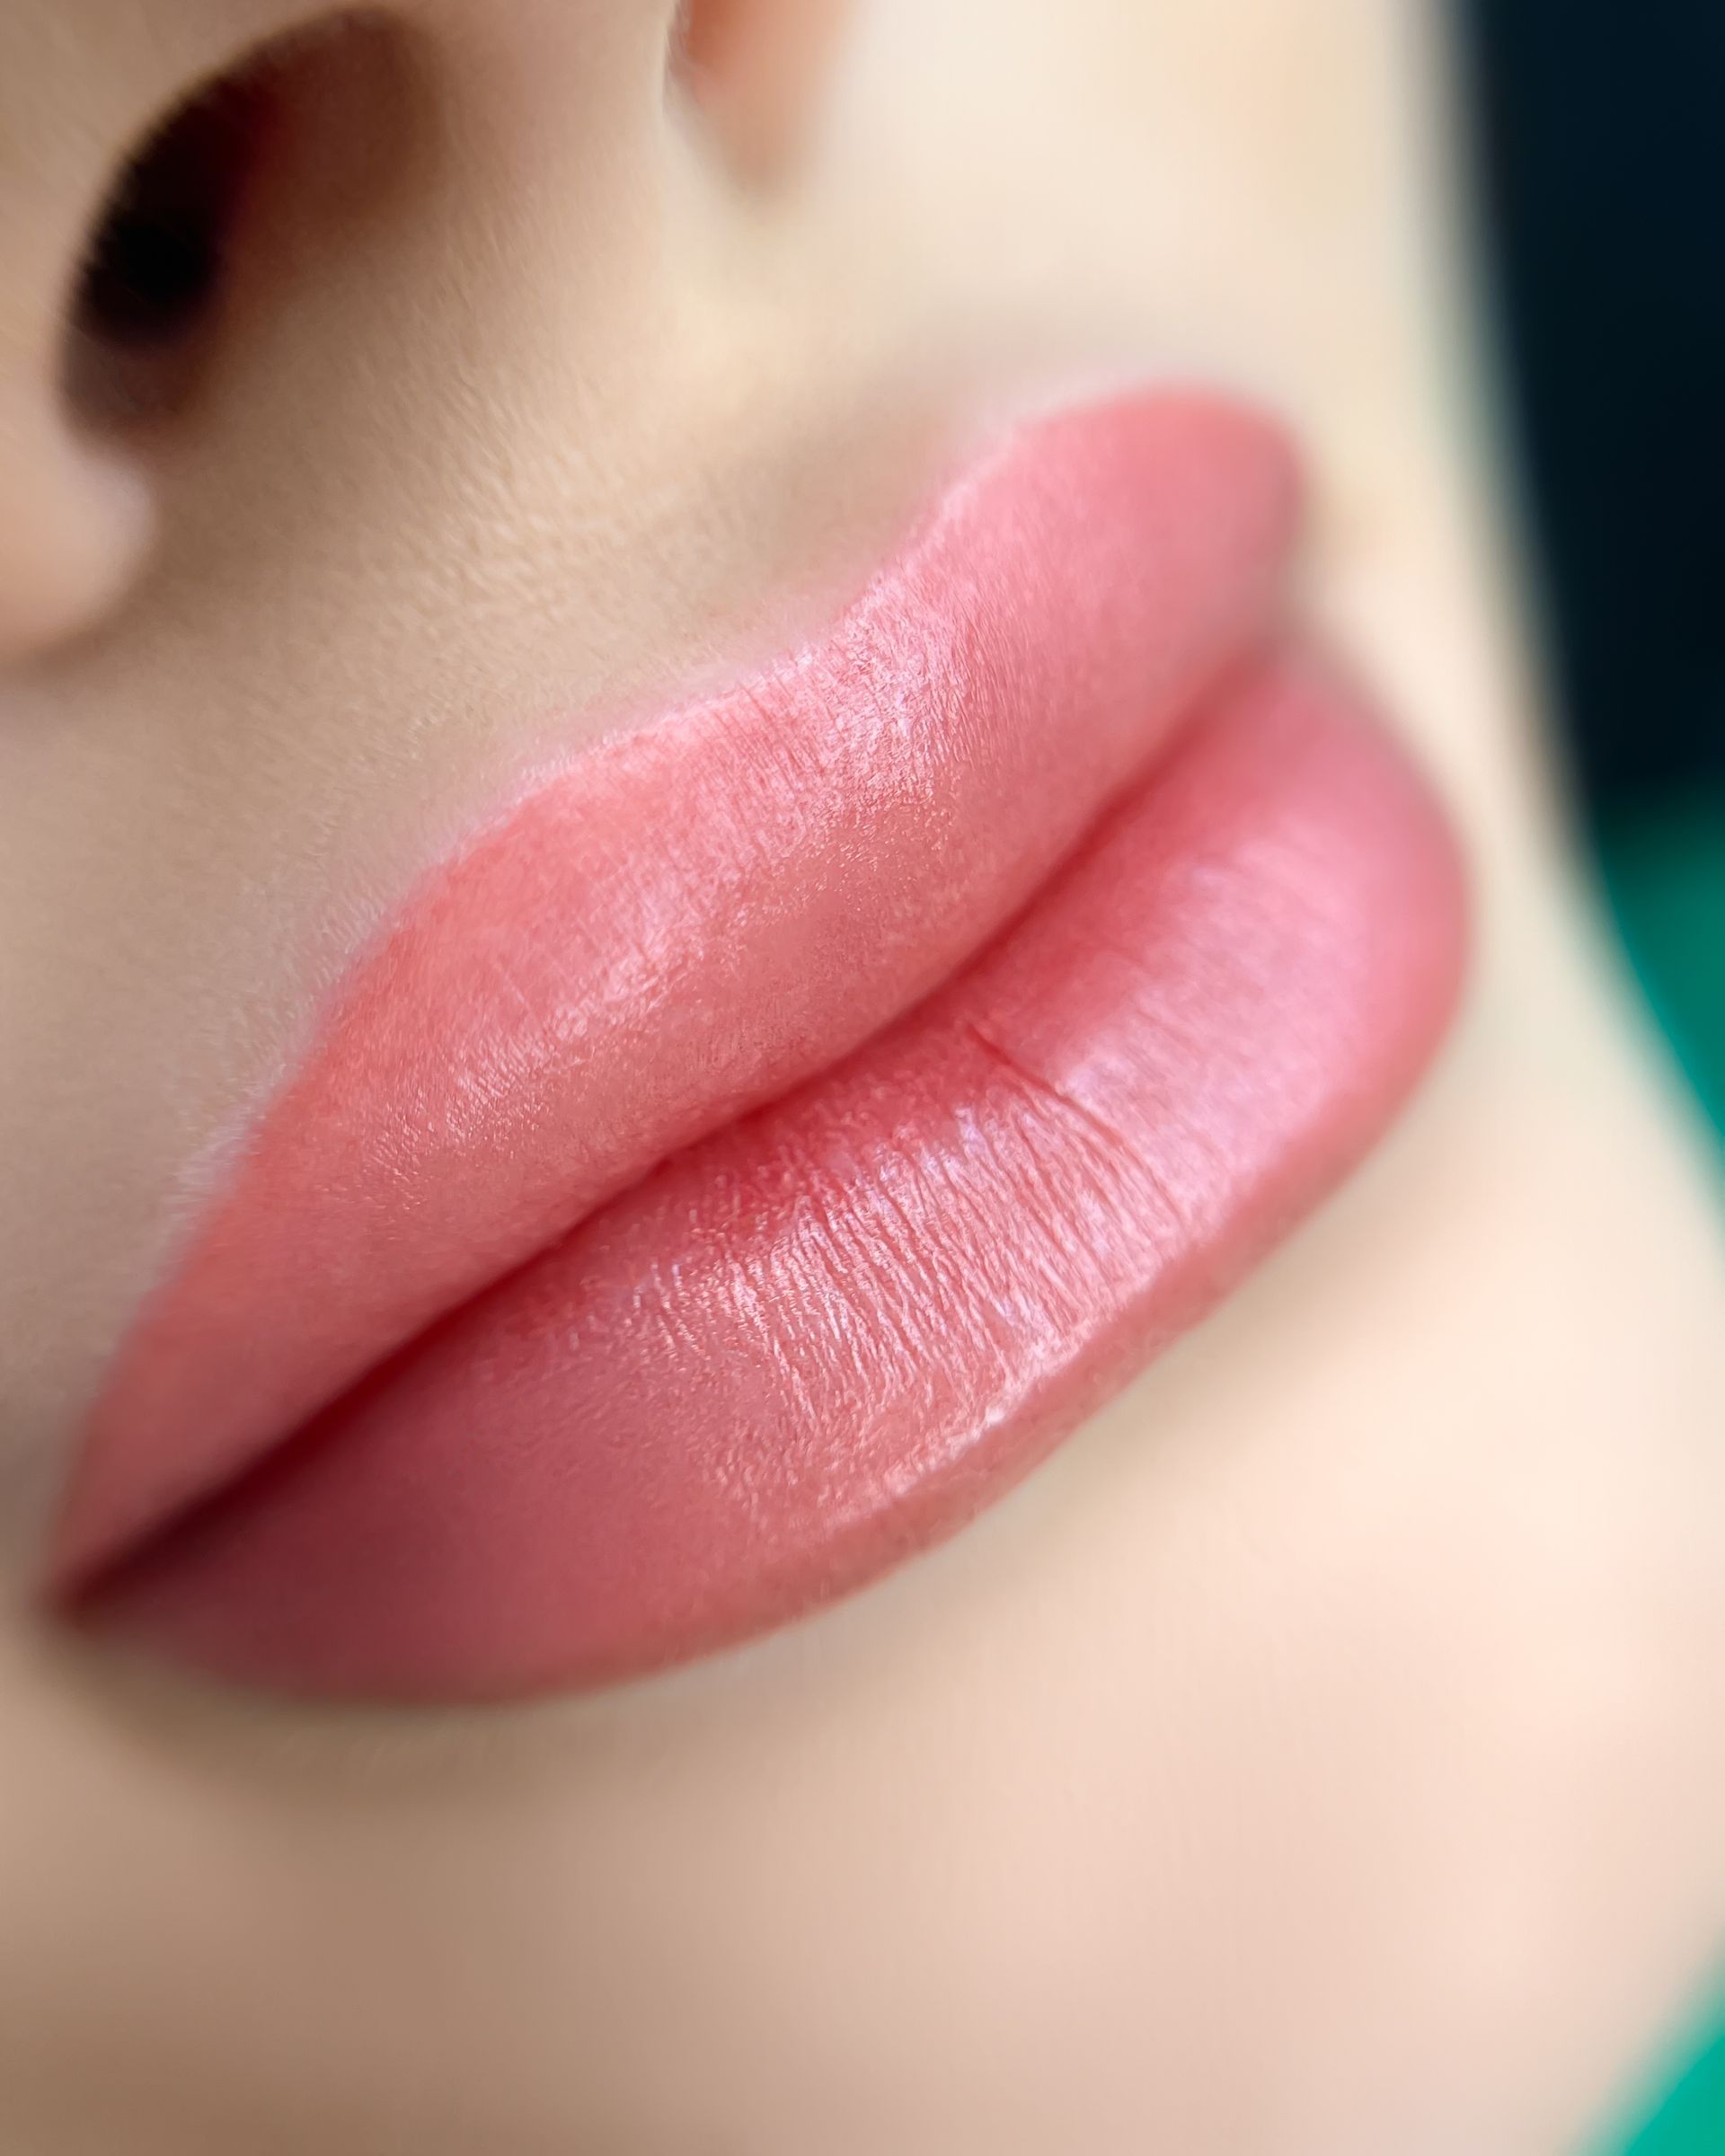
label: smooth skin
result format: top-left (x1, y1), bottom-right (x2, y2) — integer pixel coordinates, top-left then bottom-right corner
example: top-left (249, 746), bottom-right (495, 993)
top-left (0, 3), bottom-right (1722, 2151)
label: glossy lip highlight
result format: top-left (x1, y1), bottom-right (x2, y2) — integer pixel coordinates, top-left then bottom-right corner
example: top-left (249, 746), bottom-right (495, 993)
top-left (59, 393), bottom-right (1468, 1701)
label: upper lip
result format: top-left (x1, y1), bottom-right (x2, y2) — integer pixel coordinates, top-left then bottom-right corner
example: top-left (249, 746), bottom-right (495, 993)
top-left (59, 390), bottom-right (1299, 1587)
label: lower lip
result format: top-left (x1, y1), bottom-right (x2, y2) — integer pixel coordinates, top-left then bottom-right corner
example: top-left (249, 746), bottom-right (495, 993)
top-left (84, 646), bottom-right (1465, 1701)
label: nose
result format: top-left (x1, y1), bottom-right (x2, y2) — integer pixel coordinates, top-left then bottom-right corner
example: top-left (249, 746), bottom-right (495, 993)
top-left (0, 3), bottom-right (396, 667)
top-left (0, 0), bottom-right (845, 671)
top-left (0, 376), bottom-right (152, 668)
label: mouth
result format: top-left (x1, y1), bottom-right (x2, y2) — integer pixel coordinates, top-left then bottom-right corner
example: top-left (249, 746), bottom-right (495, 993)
top-left (58, 391), bottom-right (1467, 1702)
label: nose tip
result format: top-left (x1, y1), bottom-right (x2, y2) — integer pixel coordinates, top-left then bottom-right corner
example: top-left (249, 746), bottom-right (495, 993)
top-left (0, 376), bottom-right (154, 666)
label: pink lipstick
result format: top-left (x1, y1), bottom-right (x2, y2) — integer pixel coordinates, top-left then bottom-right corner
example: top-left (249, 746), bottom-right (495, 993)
top-left (60, 393), bottom-right (1467, 1700)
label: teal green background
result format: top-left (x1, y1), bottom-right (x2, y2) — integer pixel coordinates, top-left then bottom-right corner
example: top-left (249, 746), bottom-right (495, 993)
top-left (1603, 807), bottom-right (1725, 1144)
top-left (1592, 811), bottom-right (1725, 2155)
top-left (1611, 2012), bottom-right (1725, 2156)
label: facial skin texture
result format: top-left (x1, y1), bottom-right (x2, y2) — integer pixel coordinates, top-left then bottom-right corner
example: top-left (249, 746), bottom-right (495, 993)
top-left (0, 2), bottom-right (1722, 2152)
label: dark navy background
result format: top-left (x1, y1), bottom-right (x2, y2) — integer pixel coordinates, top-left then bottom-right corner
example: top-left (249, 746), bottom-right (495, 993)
top-left (1460, 0), bottom-right (1725, 805)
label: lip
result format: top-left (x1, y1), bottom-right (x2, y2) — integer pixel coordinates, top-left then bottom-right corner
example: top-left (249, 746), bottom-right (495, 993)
top-left (60, 391), bottom-right (1466, 1701)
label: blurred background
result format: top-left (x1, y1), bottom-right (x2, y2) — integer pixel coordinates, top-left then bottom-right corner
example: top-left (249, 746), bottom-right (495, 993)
top-left (1463, 0), bottom-right (1725, 1133)
top-left (1458, 6), bottom-right (1724, 2147)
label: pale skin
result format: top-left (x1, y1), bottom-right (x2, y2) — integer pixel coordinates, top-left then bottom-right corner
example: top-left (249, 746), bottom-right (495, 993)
top-left (1, 2), bottom-right (1723, 2150)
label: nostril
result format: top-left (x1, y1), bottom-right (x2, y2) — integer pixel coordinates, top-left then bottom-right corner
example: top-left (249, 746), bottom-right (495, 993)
top-left (58, 12), bottom-right (419, 435)
top-left (62, 72), bottom-right (270, 426)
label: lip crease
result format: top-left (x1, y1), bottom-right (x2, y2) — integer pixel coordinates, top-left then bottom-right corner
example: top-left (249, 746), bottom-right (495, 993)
top-left (58, 391), bottom-right (1467, 1701)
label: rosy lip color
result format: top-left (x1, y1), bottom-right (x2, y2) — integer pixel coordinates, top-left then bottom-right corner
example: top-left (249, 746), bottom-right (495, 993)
top-left (61, 394), bottom-right (1467, 1701)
